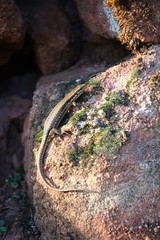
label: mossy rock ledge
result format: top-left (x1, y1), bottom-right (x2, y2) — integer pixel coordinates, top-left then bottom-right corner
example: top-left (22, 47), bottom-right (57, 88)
top-left (23, 45), bottom-right (160, 240)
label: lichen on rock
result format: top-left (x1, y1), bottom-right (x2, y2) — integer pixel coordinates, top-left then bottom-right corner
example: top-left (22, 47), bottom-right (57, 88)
top-left (105, 0), bottom-right (160, 50)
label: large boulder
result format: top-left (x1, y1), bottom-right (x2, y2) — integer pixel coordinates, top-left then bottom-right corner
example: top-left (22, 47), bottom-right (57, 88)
top-left (25, 0), bottom-right (80, 75)
top-left (75, 0), bottom-right (120, 41)
top-left (0, 0), bottom-right (25, 65)
top-left (23, 45), bottom-right (160, 239)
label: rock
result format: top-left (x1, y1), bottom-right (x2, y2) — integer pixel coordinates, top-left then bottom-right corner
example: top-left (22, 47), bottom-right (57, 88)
top-left (75, 0), bottom-right (120, 41)
top-left (105, 0), bottom-right (160, 50)
top-left (0, 0), bottom-right (25, 65)
top-left (26, 0), bottom-right (80, 75)
top-left (23, 45), bottom-right (160, 239)
top-left (0, 95), bottom-right (31, 183)
top-left (37, 62), bottom-right (107, 88)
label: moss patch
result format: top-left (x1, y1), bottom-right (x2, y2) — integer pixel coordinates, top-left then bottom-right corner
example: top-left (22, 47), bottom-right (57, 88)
top-left (5, 173), bottom-right (23, 189)
top-left (106, 90), bottom-right (129, 106)
top-left (69, 126), bottom-right (127, 167)
top-left (0, 220), bottom-right (6, 233)
top-left (94, 127), bottom-right (126, 157)
top-left (98, 90), bottom-right (129, 119)
top-left (88, 74), bottom-right (103, 93)
top-left (35, 129), bottom-right (44, 141)
top-left (126, 67), bottom-right (142, 93)
top-left (89, 77), bottom-right (101, 87)
top-left (70, 110), bottom-right (87, 126)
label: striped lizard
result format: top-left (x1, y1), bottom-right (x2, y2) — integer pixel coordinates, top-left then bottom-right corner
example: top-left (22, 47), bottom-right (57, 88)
top-left (37, 83), bottom-right (87, 192)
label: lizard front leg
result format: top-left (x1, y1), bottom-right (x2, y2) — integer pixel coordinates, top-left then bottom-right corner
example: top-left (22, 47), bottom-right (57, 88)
top-left (48, 127), bottom-right (61, 142)
top-left (48, 127), bottom-right (70, 142)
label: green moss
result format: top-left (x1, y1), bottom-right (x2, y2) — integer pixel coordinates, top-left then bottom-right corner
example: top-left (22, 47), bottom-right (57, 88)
top-left (106, 91), bottom-right (129, 106)
top-left (69, 151), bottom-right (79, 166)
top-left (89, 77), bottom-right (100, 87)
top-left (35, 129), bottom-right (44, 140)
top-left (71, 110), bottom-right (87, 126)
top-left (126, 67), bottom-right (142, 92)
top-left (5, 173), bottom-right (23, 189)
top-left (87, 137), bottom-right (96, 155)
top-left (98, 91), bottom-right (129, 118)
top-left (79, 124), bottom-right (91, 134)
top-left (69, 125), bottom-right (126, 167)
top-left (98, 101), bottom-right (110, 112)
top-left (98, 102), bottom-right (115, 119)
top-left (94, 127), bottom-right (125, 157)
top-left (68, 90), bottom-right (128, 165)
top-left (0, 220), bottom-right (6, 233)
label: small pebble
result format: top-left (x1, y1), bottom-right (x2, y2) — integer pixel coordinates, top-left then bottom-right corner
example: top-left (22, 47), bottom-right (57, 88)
top-left (75, 78), bottom-right (81, 83)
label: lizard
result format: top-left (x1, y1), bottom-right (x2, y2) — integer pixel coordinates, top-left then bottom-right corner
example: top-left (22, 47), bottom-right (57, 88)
top-left (37, 83), bottom-right (87, 192)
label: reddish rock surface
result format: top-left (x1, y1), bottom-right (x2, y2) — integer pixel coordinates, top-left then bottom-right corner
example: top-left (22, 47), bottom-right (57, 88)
top-left (26, 0), bottom-right (80, 75)
top-left (23, 45), bottom-right (160, 239)
top-left (105, 0), bottom-right (160, 50)
top-left (0, 0), bottom-right (25, 65)
top-left (75, 0), bottom-right (119, 41)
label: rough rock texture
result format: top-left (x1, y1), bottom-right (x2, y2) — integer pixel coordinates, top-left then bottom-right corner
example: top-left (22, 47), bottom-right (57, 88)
top-left (36, 40), bottom-right (129, 89)
top-left (105, 0), bottom-right (160, 50)
top-left (75, 0), bottom-right (120, 41)
top-left (25, 0), bottom-right (80, 75)
top-left (0, 0), bottom-right (25, 65)
top-left (23, 45), bottom-right (160, 239)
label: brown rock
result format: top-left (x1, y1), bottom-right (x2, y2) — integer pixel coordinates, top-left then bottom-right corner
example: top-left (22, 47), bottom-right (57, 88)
top-left (75, 0), bottom-right (120, 41)
top-left (27, 0), bottom-right (80, 75)
top-left (23, 45), bottom-right (160, 239)
top-left (0, 0), bottom-right (25, 65)
top-left (105, 0), bottom-right (160, 50)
